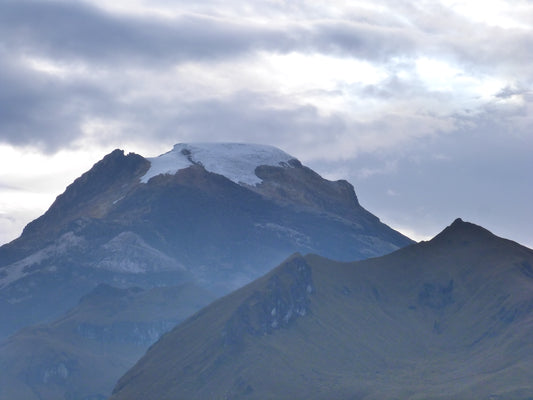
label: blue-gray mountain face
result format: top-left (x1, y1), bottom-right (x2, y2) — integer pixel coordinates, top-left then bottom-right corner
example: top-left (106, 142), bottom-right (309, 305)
top-left (0, 282), bottom-right (216, 400)
top-left (0, 143), bottom-right (412, 339)
top-left (0, 143), bottom-right (412, 400)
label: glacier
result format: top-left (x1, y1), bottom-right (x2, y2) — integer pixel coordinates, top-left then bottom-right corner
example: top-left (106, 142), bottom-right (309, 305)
top-left (141, 143), bottom-right (296, 185)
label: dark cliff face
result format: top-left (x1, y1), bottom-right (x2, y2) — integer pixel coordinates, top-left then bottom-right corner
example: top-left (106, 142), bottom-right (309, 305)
top-left (22, 149), bottom-right (150, 240)
top-left (222, 256), bottom-right (314, 347)
top-left (254, 161), bottom-right (361, 216)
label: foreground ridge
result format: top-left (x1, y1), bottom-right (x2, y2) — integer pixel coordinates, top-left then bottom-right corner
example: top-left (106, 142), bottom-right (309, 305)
top-left (111, 219), bottom-right (533, 400)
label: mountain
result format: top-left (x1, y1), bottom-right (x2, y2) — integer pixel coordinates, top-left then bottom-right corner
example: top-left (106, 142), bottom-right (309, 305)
top-left (0, 143), bottom-right (412, 339)
top-left (111, 219), bottom-right (533, 400)
top-left (0, 282), bottom-right (215, 400)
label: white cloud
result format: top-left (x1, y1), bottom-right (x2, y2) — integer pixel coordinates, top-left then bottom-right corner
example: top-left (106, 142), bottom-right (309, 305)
top-left (439, 0), bottom-right (533, 29)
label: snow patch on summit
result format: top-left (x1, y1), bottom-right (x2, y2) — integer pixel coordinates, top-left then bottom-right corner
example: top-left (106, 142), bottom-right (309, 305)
top-left (141, 143), bottom-right (296, 185)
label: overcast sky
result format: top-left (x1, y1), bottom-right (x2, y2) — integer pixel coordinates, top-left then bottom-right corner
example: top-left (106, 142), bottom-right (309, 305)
top-left (1, 0), bottom-right (532, 248)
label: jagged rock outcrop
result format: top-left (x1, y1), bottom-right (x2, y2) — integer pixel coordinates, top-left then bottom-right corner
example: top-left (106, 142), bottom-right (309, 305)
top-left (222, 256), bottom-right (314, 346)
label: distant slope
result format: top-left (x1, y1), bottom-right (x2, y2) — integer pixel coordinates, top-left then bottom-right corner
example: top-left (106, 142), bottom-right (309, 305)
top-left (0, 283), bottom-right (215, 400)
top-left (111, 219), bottom-right (533, 400)
top-left (0, 143), bottom-right (412, 339)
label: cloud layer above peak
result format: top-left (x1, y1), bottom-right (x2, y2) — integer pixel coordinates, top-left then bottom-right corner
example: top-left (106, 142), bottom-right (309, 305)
top-left (1, 0), bottom-right (531, 152)
top-left (0, 0), bottom-right (532, 247)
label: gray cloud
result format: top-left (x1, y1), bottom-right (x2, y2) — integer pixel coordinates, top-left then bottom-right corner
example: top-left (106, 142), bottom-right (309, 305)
top-left (306, 21), bottom-right (418, 61)
top-left (0, 1), bottom-right (423, 68)
top-left (0, 50), bottom-right (114, 151)
top-left (495, 85), bottom-right (531, 99)
top-left (2, 0), bottom-right (531, 73)
top-left (0, 182), bottom-right (21, 191)
top-left (160, 94), bottom-right (346, 141)
top-left (0, 1), bottom-right (295, 65)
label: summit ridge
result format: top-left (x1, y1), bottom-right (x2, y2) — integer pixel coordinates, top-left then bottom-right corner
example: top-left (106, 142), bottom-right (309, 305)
top-left (141, 143), bottom-right (297, 185)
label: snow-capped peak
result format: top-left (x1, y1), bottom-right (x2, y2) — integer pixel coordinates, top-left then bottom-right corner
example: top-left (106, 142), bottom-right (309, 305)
top-left (141, 143), bottom-right (297, 185)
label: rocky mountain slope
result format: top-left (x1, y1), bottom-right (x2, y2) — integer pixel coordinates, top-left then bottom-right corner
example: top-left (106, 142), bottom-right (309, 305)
top-left (111, 219), bottom-right (533, 400)
top-left (0, 143), bottom-right (412, 339)
top-left (0, 282), bottom-right (215, 400)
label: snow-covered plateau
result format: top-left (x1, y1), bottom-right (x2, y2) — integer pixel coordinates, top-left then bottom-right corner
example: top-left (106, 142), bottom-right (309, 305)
top-left (141, 143), bottom-right (296, 185)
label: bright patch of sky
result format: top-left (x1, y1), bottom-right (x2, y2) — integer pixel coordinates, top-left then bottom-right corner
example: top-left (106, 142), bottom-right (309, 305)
top-left (440, 0), bottom-right (533, 29)
top-left (414, 57), bottom-right (509, 108)
top-left (23, 56), bottom-right (95, 81)
top-left (415, 58), bottom-right (462, 92)
top-left (0, 145), bottom-right (101, 242)
top-left (267, 53), bottom-right (386, 91)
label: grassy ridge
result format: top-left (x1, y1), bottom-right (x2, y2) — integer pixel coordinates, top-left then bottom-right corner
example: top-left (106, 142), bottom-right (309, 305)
top-left (111, 220), bottom-right (533, 399)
